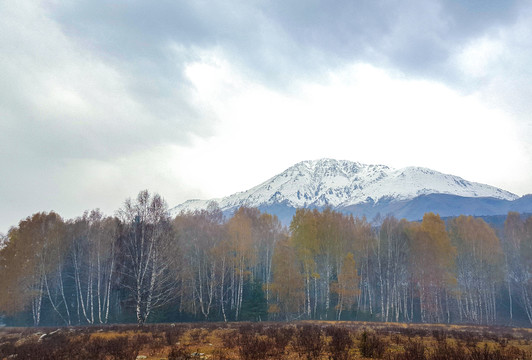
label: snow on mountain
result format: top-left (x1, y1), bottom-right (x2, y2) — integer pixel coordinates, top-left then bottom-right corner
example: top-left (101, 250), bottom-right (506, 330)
top-left (172, 159), bottom-right (518, 214)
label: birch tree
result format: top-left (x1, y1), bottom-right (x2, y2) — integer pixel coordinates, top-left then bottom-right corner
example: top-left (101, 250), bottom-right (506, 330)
top-left (504, 212), bottom-right (532, 324)
top-left (269, 235), bottom-right (305, 319)
top-left (226, 207), bottom-right (255, 320)
top-left (118, 190), bottom-right (178, 325)
top-left (408, 213), bottom-right (456, 323)
top-left (68, 211), bottom-right (119, 324)
top-left (290, 208), bottom-right (319, 318)
top-left (0, 212), bottom-right (67, 326)
top-left (0, 226), bottom-right (35, 319)
top-left (254, 212), bottom-right (283, 303)
top-left (354, 217), bottom-right (377, 318)
top-left (173, 204), bottom-right (224, 320)
top-left (449, 216), bottom-right (502, 324)
top-left (374, 216), bottom-right (411, 322)
top-left (332, 252), bottom-right (360, 320)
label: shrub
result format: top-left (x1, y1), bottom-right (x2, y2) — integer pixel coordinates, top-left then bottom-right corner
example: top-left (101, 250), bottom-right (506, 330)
top-left (168, 345), bottom-right (193, 360)
top-left (294, 325), bottom-right (324, 360)
top-left (211, 348), bottom-right (231, 360)
top-left (188, 328), bottom-right (203, 343)
top-left (390, 338), bottom-right (426, 360)
top-left (358, 331), bottom-right (386, 359)
top-left (327, 326), bottom-right (354, 360)
top-left (106, 336), bottom-right (139, 360)
top-left (15, 330), bottom-right (79, 360)
top-left (499, 345), bottom-right (531, 360)
top-left (238, 332), bottom-right (273, 360)
top-left (266, 325), bottom-right (295, 356)
top-left (430, 340), bottom-right (467, 360)
top-left (82, 336), bottom-right (108, 360)
top-left (220, 329), bottom-right (238, 349)
top-left (166, 325), bottom-right (183, 345)
top-left (0, 340), bottom-right (16, 359)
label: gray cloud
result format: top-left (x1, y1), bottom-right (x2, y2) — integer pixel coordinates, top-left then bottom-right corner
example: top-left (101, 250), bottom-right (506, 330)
top-left (47, 0), bottom-right (532, 137)
top-left (0, 1), bottom-right (215, 159)
top-left (47, 0), bottom-right (528, 89)
top-left (262, 0), bottom-right (523, 80)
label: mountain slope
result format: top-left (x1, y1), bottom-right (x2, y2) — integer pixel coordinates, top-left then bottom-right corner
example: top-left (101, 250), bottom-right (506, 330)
top-left (173, 159), bottom-right (518, 218)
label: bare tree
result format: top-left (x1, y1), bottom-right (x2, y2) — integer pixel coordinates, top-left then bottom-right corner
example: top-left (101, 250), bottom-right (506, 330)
top-left (449, 216), bottom-right (503, 324)
top-left (118, 190), bottom-right (179, 325)
top-left (173, 204), bottom-right (224, 320)
top-left (69, 211), bottom-right (119, 324)
top-left (504, 212), bottom-right (532, 325)
top-left (373, 216), bottom-right (411, 323)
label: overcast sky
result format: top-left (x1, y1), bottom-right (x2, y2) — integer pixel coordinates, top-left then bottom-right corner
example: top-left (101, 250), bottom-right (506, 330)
top-left (1, 0), bottom-right (532, 232)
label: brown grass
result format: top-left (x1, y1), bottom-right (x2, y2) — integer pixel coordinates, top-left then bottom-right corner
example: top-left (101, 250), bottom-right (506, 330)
top-left (0, 321), bottom-right (531, 359)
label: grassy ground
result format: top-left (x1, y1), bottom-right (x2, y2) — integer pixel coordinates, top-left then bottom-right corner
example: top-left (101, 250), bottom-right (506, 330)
top-left (1, 321), bottom-right (531, 359)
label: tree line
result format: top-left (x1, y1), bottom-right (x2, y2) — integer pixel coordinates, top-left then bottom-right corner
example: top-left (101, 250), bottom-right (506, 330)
top-left (0, 190), bottom-right (531, 326)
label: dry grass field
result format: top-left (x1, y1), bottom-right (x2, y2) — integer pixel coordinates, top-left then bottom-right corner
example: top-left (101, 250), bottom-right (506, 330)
top-left (1, 321), bottom-right (532, 359)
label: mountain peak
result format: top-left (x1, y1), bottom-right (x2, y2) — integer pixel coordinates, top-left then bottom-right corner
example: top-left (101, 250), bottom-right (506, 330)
top-left (172, 159), bottom-right (518, 215)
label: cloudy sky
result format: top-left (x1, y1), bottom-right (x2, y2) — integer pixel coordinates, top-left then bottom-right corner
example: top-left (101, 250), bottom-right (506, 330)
top-left (1, 0), bottom-right (532, 232)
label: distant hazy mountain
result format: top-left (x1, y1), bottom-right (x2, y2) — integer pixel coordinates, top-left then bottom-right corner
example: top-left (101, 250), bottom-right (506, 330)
top-left (172, 159), bottom-right (531, 223)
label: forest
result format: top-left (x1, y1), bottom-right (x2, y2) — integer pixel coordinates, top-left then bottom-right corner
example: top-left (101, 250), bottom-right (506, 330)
top-left (0, 190), bottom-right (531, 327)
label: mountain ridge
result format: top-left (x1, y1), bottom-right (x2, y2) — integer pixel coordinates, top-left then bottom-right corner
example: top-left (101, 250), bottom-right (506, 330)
top-left (172, 159), bottom-right (519, 219)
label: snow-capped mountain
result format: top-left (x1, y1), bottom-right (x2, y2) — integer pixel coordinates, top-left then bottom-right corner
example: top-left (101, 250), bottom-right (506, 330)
top-left (172, 159), bottom-right (519, 219)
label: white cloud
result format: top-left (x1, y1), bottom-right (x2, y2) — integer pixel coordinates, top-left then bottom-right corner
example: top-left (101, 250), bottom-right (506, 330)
top-left (177, 56), bottom-right (529, 199)
top-left (455, 36), bottom-right (504, 78)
